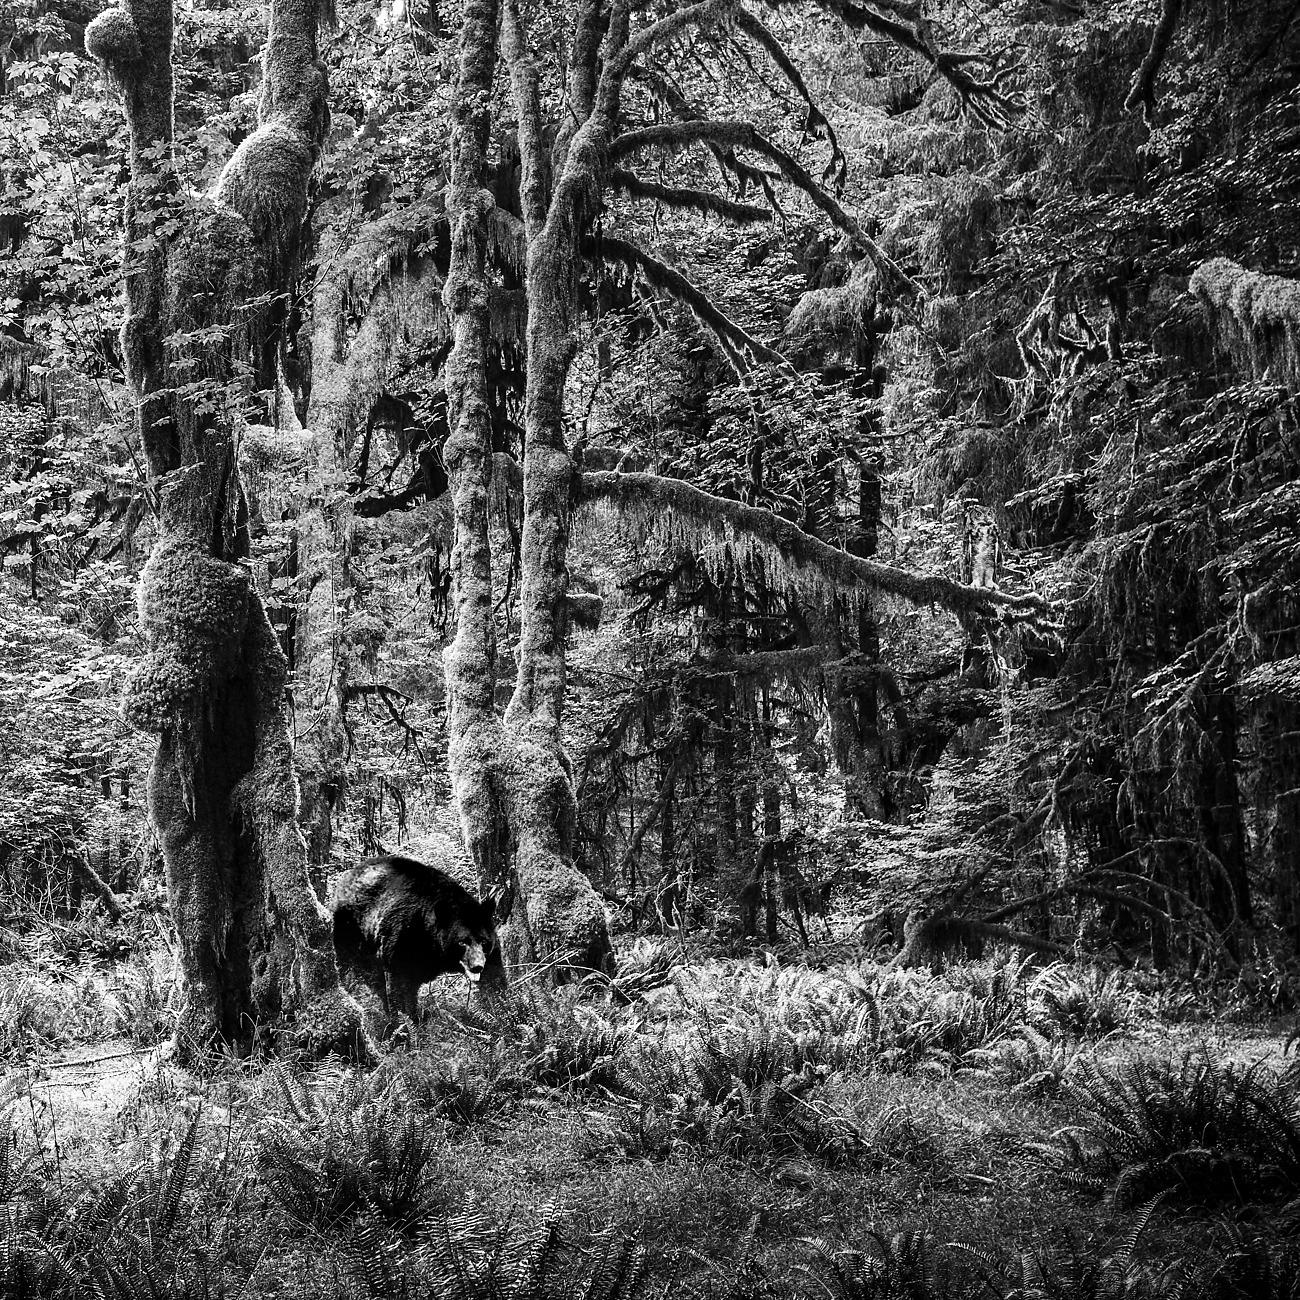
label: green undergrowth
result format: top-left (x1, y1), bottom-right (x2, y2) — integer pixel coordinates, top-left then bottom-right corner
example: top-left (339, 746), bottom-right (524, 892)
top-left (2, 943), bottom-right (1298, 1297)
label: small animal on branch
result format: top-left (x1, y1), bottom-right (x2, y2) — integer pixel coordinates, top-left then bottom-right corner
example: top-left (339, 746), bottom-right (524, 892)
top-left (329, 853), bottom-right (500, 1033)
top-left (962, 501), bottom-right (1003, 589)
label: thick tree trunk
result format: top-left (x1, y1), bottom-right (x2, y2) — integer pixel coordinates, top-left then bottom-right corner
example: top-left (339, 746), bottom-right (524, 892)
top-left (88, 0), bottom-right (368, 1063)
top-left (502, 231), bottom-right (612, 972)
top-left (479, 0), bottom-right (614, 976)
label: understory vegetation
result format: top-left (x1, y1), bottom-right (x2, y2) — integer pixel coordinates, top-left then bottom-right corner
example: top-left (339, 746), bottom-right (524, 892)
top-left (2, 917), bottom-right (1299, 1298)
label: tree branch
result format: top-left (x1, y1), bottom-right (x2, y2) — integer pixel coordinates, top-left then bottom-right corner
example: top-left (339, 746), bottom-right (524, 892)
top-left (607, 0), bottom-right (736, 83)
top-left (501, 0), bottom-right (549, 236)
top-left (578, 469), bottom-right (1053, 621)
top-left (811, 0), bottom-right (1023, 129)
top-left (1124, 0), bottom-right (1182, 118)
top-left (609, 169), bottom-right (772, 223)
top-left (608, 120), bottom-right (921, 297)
top-left (734, 9), bottom-right (847, 191)
top-left (589, 234), bottom-right (785, 367)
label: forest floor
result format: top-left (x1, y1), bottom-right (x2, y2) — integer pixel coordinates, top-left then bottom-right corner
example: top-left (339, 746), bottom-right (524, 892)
top-left (2, 916), bottom-right (1299, 1298)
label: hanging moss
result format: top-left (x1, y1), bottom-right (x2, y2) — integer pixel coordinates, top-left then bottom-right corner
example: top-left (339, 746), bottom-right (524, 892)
top-left (1190, 257), bottom-right (1300, 392)
top-left (577, 469), bottom-right (1050, 624)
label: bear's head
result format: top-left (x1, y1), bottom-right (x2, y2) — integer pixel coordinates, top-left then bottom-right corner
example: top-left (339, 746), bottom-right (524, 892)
top-left (452, 899), bottom-right (499, 984)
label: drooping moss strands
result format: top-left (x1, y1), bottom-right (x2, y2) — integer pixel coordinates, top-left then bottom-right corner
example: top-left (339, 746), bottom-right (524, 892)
top-left (1191, 258), bottom-right (1300, 392)
top-left (577, 470), bottom-right (1053, 623)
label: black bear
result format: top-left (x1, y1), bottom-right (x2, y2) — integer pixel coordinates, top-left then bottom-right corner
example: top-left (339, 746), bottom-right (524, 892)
top-left (329, 854), bottom-right (499, 1027)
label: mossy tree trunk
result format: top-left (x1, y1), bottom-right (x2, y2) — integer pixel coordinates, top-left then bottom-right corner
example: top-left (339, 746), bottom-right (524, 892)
top-left (88, 0), bottom-right (369, 1062)
top-left (441, 0), bottom-right (514, 960)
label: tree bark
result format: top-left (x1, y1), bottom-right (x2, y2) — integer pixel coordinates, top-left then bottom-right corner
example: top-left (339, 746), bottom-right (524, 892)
top-left (295, 249), bottom-right (356, 872)
top-left (87, 0), bottom-right (369, 1063)
top-left (442, 0), bottom-right (511, 942)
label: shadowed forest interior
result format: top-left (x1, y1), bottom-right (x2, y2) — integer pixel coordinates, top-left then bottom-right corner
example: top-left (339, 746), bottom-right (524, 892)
top-left (3, 0), bottom-right (1300, 1294)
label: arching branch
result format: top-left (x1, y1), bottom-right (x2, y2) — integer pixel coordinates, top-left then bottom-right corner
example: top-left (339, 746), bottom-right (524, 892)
top-left (608, 119), bottom-right (921, 297)
top-left (810, 0), bottom-right (1023, 129)
top-left (588, 234), bottom-right (786, 369)
top-left (734, 8), bottom-right (847, 191)
top-left (609, 169), bottom-right (772, 223)
top-left (606, 0), bottom-right (736, 84)
top-left (578, 469), bottom-right (1053, 622)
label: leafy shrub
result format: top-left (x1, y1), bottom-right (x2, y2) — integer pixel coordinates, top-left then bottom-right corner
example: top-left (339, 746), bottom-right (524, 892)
top-left (1064, 1050), bottom-right (1300, 1207)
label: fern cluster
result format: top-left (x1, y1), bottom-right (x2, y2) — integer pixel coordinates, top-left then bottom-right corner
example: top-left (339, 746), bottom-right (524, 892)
top-left (1064, 1049), bottom-right (1300, 1207)
top-left (256, 1070), bottom-right (446, 1232)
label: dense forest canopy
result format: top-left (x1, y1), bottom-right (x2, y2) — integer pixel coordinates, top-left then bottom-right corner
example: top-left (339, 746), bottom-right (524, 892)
top-left (2, 0), bottom-right (1299, 1059)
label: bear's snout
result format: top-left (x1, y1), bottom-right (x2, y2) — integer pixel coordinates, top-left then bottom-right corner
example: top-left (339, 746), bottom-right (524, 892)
top-left (460, 938), bottom-right (489, 983)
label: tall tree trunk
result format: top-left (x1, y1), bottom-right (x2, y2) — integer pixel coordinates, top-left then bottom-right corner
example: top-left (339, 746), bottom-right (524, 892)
top-left (482, 0), bottom-right (614, 974)
top-left (442, 0), bottom-right (512, 945)
top-left (296, 259), bottom-right (349, 871)
top-left (760, 696), bottom-right (783, 946)
top-left (87, 0), bottom-right (368, 1062)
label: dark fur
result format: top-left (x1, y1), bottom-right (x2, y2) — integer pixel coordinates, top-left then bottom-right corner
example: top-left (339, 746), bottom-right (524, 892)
top-left (329, 854), bottom-right (498, 1025)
